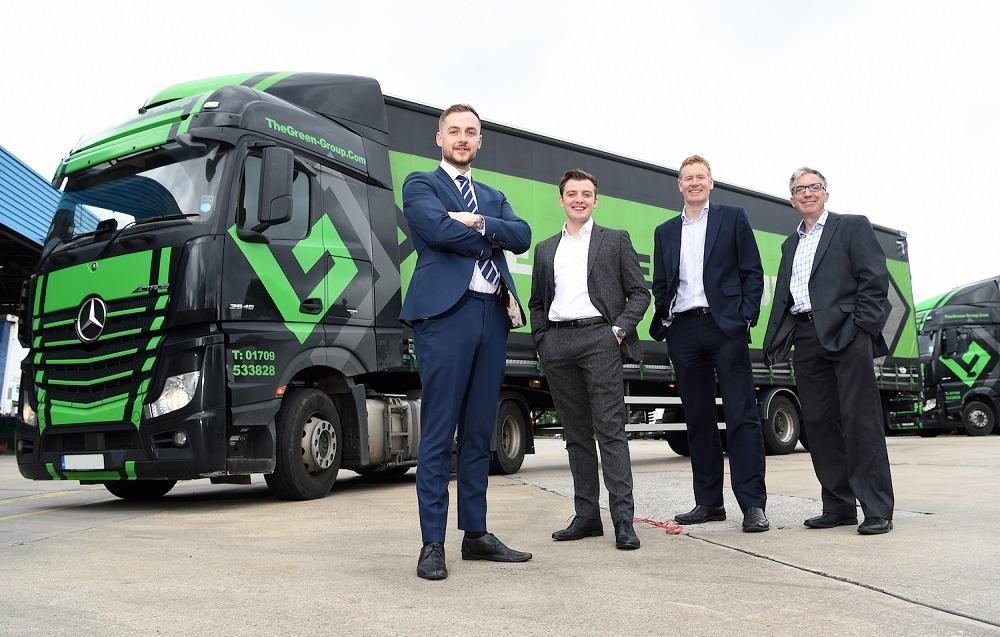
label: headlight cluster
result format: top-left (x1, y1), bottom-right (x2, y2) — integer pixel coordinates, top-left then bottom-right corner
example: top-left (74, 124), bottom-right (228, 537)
top-left (21, 400), bottom-right (37, 427)
top-left (145, 371), bottom-right (201, 419)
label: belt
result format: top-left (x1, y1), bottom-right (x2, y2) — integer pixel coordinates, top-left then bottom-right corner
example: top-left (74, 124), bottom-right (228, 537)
top-left (791, 311), bottom-right (814, 323)
top-left (674, 307), bottom-right (711, 318)
top-left (548, 317), bottom-right (606, 329)
top-left (465, 289), bottom-right (501, 302)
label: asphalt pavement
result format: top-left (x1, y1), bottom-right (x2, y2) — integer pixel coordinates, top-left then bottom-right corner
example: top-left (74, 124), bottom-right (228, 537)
top-left (1, 434), bottom-right (998, 636)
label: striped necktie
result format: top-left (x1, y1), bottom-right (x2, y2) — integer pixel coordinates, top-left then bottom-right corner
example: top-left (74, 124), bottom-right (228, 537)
top-left (455, 175), bottom-right (500, 286)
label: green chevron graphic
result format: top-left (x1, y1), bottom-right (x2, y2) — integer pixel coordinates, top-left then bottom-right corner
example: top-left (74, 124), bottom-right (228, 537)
top-left (939, 340), bottom-right (992, 388)
top-left (228, 216), bottom-right (358, 344)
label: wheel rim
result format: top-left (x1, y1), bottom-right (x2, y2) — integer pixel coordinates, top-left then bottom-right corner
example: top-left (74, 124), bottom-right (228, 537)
top-left (772, 408), bottom-right (795, 444)
top-left (301, 413), bottom-right (337, 473)
top-left (968, 407), bottom-right (990, 431)
top-left (500, 413), bottom-right (522, 460)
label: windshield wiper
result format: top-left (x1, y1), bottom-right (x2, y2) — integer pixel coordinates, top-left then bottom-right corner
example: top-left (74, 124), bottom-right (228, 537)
top-left (96, 213), bottom-right (201, 258)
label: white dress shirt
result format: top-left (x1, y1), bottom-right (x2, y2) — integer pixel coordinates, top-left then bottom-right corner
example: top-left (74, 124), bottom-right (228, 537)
top-left (439, 160), bottom-right (497, 294)
top-left (673, 203), bottom-right (710, 313)
top-left (789, 210), bottom-right (828, 314)
top-left (549, 218), bottom-right (602, 321)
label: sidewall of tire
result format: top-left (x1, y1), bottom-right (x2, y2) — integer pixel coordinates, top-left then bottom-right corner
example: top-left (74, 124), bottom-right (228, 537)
top-left (763, 396), bottom-right (800, 455)
top-left (267, 389), bottom-right (342, 500)
top-left (490, 401), bottom-right (526, 475)
top-left (963, 400), bottom-right (996, 436)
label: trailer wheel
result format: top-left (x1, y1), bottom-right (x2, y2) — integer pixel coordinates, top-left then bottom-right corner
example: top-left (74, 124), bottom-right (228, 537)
top-left (104, 480), bottom-right (176, 501)
top-left (763, 396), bottom-right (800, 455)
top-left (918, 429), bottom-right (940, 438)
top-left (963, 400), bottom-right (996, 436)
top-left (665, 431), bottom-right (690, 456)
top-left (265, 389), bottom-right (342, 500)
top-left (490, 401), bottom-right (526, 475)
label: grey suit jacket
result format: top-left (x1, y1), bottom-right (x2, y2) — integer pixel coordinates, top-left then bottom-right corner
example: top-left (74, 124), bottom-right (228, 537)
top-left (763, 211), bottom-right (890, 365)
top-left (528, 224), bottom-right (651, 363)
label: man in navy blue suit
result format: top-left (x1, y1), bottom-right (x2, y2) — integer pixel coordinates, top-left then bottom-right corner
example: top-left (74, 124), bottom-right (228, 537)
top-left (649, 155), bottom-right (769, 532)
top-left (400, 104), bottom-right (532, 580)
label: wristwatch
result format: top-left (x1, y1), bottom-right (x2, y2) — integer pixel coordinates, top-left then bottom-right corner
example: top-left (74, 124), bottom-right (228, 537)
top-left (612, 326), bottom-right (627, 340)
top-left (473, 214), bottom-right (485, 232)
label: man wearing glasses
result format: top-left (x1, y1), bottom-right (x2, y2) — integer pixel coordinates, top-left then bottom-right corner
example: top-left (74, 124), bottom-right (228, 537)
top-left (763, 167), bottom-right (895, 535)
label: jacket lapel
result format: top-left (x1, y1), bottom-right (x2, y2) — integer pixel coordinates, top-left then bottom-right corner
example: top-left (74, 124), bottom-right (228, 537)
top-left (587, 224), bottom-right (605, 277)
top-left (810, 211), bottom-right (840, 275)
top-left (703, 204), bottom-right (722, 265)
top-left (667, 216), bottom-right (682, 275)
top-left (433, 167), bottom-right (466, 212)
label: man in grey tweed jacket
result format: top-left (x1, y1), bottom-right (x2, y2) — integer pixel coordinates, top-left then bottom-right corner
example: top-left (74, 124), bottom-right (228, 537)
top-left (529, 169), bottom-right (650, 550)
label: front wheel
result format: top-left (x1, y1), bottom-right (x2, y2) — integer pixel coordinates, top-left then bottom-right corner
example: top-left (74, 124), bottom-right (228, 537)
top-left (963, 400), bottom-right (996, 436)
top-left (665, 431), bottom-right (690, 456)
top-left (104, 480), bottom-right (176, 501)
top-left (490, 401), bottom-right (527, 474)
top-left (763, 396), bottom-right (800, 455)
top-left (265, 388), bottom-right (342, 500)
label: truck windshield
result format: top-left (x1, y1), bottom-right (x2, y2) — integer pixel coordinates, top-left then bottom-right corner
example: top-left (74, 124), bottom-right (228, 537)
top-left (54, 142), bottom-right (228, 241)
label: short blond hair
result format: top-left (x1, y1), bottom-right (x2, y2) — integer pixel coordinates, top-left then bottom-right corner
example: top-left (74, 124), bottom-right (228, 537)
top-left (679, 155), bottom-right (712, 179)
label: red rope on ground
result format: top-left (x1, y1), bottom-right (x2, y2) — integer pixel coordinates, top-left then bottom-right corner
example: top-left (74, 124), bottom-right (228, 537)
top-left (634, 517), bottom-right (685, 535)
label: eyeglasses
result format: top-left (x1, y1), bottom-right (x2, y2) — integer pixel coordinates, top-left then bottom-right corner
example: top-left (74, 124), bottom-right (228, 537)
top-left (791, 183), bottom-right (826, 196)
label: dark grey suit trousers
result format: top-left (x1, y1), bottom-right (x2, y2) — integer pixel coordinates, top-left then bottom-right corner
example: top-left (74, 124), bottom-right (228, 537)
top-left (540, 322), bottom-right (635, 525)
top-left (793, 319), bottom-right (894, 519)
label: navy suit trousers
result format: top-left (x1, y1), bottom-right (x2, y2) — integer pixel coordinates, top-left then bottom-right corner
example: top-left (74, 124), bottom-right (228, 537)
top-left (413, 292), bottom-right (508, 544)
top-left (667, 313), bottom-right (767, 512)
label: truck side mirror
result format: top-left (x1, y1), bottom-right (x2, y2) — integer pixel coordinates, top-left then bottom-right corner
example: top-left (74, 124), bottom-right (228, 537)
top-left (254, 147), bottom-right (294, 231)
top-left (40, 207), bottom-right (76, 260)
top-left (941, 328), bottom-right (960, 357)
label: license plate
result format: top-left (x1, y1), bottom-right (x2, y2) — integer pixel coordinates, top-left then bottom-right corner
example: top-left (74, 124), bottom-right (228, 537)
top-left (62, 454), bottom-right (105, 470)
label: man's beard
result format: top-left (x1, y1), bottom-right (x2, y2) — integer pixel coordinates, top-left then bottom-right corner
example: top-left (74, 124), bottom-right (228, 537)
top-left (444, 145), bottom-right (477, 168)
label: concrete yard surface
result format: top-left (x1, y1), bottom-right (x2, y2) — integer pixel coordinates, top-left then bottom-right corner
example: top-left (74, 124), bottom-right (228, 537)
top-left (1, 435), bottom-right (998, 636)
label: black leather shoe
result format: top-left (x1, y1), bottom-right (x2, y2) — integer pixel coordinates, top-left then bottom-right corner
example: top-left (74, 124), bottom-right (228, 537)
top-left (552, 516), bottom-right (604, 541)
top-left (674, 505), bottom-right (726, 524)
top-left (614, 523), bottom-right (640, 550)
top-left (417, 543), bottom-right (447, 580)
top-left (742, 507), bottom-right (770, 533)
top-left (857, 517), bottom-right (893, 535)
top-left (804, 512), bottom-right (859, 529)
top-left (461, 533), bottom-right (532, 562)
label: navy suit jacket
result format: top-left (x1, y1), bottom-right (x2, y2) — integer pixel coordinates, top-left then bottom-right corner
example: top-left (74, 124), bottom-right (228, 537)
top-left (649, 204), bottom-right (764, 341)
top-left (400, 167), bottom-right (531, 324)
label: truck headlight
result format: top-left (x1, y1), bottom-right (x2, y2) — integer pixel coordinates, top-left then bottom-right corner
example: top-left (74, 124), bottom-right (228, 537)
top-left (923, 398), bottom-right (936, 411)
top-left (21, 400), bottom-right (37, 427)
top-left (145, 371), bottom-right (201, 419)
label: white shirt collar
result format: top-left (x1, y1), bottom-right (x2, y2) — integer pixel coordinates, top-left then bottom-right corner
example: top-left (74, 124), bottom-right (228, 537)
top-left (797, 209), bottom-right (829, 237)
top-left (681, 201), bottom-right (710, 224)
top-left (561, 217), bottom-right (594, 238)
top-left (440, 160), bottom-right (471, 183)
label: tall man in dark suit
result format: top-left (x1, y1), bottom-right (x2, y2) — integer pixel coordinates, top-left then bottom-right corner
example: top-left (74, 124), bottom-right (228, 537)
top-left (401, 104), bottom-right (533, 580)
top-left (529, 169), bottom-right (650, 550)
top-left (650, 155), bottom-right (769, 532)
top-left (763, 167), bottom-right (894, 535)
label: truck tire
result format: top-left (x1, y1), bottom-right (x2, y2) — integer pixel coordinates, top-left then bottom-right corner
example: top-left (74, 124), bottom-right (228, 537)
top-left (665, 431), bottom-right (690, 456)
top-left (963, 400), bottom-right (996, 436)
top-left (265, 389), bottom-right (342, 500)
top-left (104, 480), bottom-right (176, 501)
top-left (490, 401), bottom-right (526, 475)
top-left (763, 396), bottom-right (800, 455)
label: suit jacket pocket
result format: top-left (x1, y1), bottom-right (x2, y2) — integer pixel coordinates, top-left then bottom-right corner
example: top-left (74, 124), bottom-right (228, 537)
top-left (839, 302), bottom-right (856, 313)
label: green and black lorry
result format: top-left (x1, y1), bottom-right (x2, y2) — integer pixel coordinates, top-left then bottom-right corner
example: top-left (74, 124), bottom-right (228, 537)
top-left (891, 276), bottom-right (1000, 436)
top-left (14, 72), bottom-right (921, 500)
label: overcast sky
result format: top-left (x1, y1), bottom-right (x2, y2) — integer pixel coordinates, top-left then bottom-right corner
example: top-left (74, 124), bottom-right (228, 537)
top-left (2, 0), bottom-right (996, 301)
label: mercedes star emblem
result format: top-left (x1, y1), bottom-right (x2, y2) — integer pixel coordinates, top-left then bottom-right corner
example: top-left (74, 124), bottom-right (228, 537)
top-left (76, 297), bottom-right (108, 343)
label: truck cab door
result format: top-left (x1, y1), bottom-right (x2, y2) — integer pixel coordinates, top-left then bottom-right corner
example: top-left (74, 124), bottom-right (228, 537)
top-left (315, 166), bottom-right (376, 373)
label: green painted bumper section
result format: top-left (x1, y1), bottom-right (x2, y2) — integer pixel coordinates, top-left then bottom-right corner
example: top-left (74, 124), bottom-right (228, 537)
top-left (44, 461), bottom-right (137, 481)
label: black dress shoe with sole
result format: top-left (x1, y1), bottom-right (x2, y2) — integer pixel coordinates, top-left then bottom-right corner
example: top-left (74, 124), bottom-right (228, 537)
top-left (741, 507), bottom-right (770, 533)
top-left (417, 543), bottom-right (448, 580)
top-left (674, 505), bottom-right (726, 524)
top-left (461, 533), bottom-right (533, 562)
top-left (552, 516), bottom-right (604, 541)
top-left (804, 512), bottom-right (859, 529)
top-left (614, 523), bottom-right (640, 550)
top-left (857, 517), bottom-right (893, 535)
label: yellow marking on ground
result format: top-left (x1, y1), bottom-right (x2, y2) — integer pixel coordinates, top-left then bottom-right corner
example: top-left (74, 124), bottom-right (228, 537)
top-left (0, 507), bottom-right (63, 522)
top-left (0, 490), bottom-right (84, 505)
